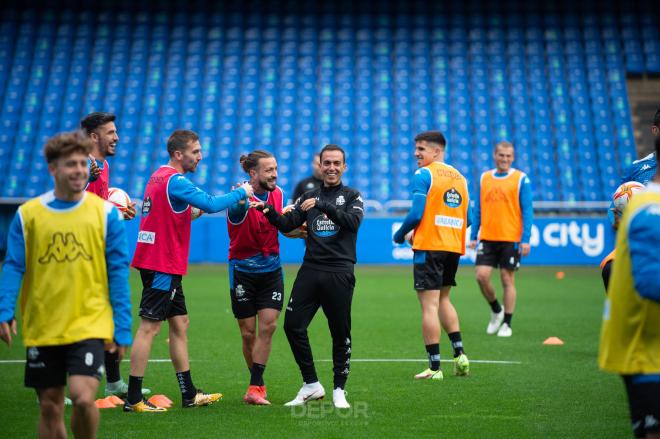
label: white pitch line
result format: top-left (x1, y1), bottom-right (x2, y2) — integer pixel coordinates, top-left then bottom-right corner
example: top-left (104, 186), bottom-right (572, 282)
top-left (0, 359), bottom-right (174, 364)
top-left (1, 358), bottom-right (522, 365)
top-left (319, 358), bottom-right (523, 364)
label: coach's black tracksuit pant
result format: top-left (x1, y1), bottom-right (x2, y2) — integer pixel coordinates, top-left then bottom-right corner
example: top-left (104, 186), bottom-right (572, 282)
top-left (283, 266), bottom-right (355, 389)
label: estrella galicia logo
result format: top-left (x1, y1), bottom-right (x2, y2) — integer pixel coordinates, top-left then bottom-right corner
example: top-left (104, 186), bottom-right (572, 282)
top-left (38, 232), bottom-right (92, 264)
top-left (444, 188), bottom-right (462, 208)
top-left (142, 196), bottom-right (152, 216)
top-left (312, 214), bottom-right (339, 237)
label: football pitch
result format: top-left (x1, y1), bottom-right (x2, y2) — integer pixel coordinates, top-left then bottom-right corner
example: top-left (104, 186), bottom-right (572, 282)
top-left (0, 265), bottom-right (628, 438)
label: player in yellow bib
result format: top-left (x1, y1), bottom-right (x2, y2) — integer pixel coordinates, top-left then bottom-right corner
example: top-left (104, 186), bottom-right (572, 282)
top-left (393, 131), bottom-right (470, 380)
top-left (599, 137), bottom-right (660, 439)
top-left (0, 131), bottom-right (132, 439)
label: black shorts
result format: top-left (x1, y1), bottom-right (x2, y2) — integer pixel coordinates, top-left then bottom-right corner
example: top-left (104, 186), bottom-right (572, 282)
top-left (25, 339), bottom-right (105, 388)
top-left (413, 250), bottom-right (460, 291)
top-left (622, 375), bottom-right (660, 438)
top-left (230, 268), bottom-right (285, 319)
top-left (138, 269), bottom-right (187, 321)
top-left (475, 240), bottom-right (521, 270)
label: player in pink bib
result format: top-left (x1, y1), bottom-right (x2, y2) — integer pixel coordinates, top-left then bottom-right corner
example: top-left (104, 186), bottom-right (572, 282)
top-left (126, 130), bottom-right (253, 412)
top-left (227, 150), bottom-right (286, 405)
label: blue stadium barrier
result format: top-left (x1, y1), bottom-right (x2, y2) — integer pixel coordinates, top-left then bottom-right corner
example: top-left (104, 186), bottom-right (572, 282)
top-left (122, 216), bottom-right (615, 266)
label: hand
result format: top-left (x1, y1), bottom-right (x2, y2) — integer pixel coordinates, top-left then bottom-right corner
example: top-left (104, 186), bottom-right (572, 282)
top-left (468, 240), bottom-right (477, 250)
top-left (89, 155), bottom-right (101, 178)
top-left (251, 201), bottom-right (271, 214)
top-left (300, 198), bottom-right (316, 211)
top-left (239, 182), bottom-right (254, 199)
top-left (521, 243), bottom-right (531, 257)
top-left (0, 319), bottom-right (17, 346)
top-left (123, 202), bottom-right (137, 220)
top-left (104, 342), bottom-right (127, 361)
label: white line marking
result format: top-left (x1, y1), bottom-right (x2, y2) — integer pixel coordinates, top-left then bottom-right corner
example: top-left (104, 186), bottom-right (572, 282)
top-left (1, 358), bottom-right (522, 365)
top-left (319, 358), bottom-right (523, 364)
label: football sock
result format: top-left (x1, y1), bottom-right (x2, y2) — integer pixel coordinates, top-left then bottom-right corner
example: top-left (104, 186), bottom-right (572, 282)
top-left (425, 344), bottom-right (440, 371)
top-left (104, 350), bottom-right (121, 384)
top-left (489, 299), bottom-right (502, 314)
top-left (504, 313), bottom-right (513, 327)
top-left (448, 332), bottom-right (465, 357)
top-left (176, 370), bottom-right (197, 400)
top-left (127, 375), bottom-right (143, 405)
top-left (250, 363), bottom-right (266, 386)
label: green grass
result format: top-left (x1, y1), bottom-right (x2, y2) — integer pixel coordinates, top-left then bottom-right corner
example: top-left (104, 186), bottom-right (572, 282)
top-left (0, 265), bottom-right (629, 438)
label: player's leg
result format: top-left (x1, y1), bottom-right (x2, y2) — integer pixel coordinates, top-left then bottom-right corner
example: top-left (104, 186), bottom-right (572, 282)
top-left (413, 250), bottom-right (443, 379)
top-left (497, 243), bottom-right (521, 337)
top-left (168, 279), bottom-right (222, 408)
top-left (126, 269), bottom-right (169, 408)
top-left (499, 269), bottom-right (516, 335)
top-left (283, 267), bottom-right (324, 406)
top-left (253, 308), bottom-right (279, 371)
top-left (245, 269), bottom-right (284, 405)
top-left (319, 271), bottom-right (354, 408)
top-left (476, 241), bottom-right (504, 334)
top-left (437, 252), bottom-right (469, 375)
top-left (26, 345), bottom-right (67, 438)
top-left (36, 387), bottom-right (67, 439)
top-left (237, 317), bottom-right (256, 369)
top-left (66, 338), bottom-right (104, 438)
top-left (230, 267), bottom-right (257, 370)
top-left (68, 375), bottom-right (100, 439)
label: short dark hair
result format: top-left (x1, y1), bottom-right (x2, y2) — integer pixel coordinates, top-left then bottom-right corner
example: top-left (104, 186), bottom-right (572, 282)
top-left (167, 130), bottom-right (199, 157)
top-left (320, 144), bottom-right (346, 163)
top-left (44, 131), bottom-right (93, 164)
top-left (80, 112), bottom-right (116, 135)
top-left (414, 131), bottom-right (446, 147)
top-left (495, 140), bottom-right (515, 152)
top-left (653, 108), bottom-right (660, 127)
top-left (240, 150), bottom-right (274, 172)
top-left (655, 135), bottom-right (660, 157)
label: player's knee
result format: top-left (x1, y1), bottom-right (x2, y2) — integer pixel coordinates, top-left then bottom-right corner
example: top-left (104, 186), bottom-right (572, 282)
top-left (70, 393), bottom-right (96, 411)
top-left (39, 397), bottom-right (64, 420)
top-left (139, 320), bottom-right (162, 338)
top-left (260, 320), bottom-right (277, 337)
top-left (475, 271), bottom-right (490, 285)
top-left (240, 327), bottom-right (256, 343)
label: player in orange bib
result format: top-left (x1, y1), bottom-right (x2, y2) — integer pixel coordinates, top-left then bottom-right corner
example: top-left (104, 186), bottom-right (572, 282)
top-left (469, 141), bottom-right (533, 338)
top-left (393, 131), bottom-right (470, 380)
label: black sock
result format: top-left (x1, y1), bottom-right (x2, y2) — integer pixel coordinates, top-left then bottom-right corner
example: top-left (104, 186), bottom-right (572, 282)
top-left (176, 370), bottom-right (197, 400)
top-left (127, 375), bottom-right (143, 405)
top-left (504, 313), bottom-right (513, 327)
top-left (250, 363), bottom-right (266, 386)
top-left (425, 344), bottom-right (440, 371)
top-left (104, 350), bottom-right (121, 384)
top-left (448, 332), bottom-right (465, 357)
top-left (489, 299), bottom-right (502, 314)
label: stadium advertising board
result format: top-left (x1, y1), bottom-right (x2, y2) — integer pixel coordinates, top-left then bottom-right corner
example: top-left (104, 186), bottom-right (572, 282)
top-left (124, 217), bottom-right (614, 265)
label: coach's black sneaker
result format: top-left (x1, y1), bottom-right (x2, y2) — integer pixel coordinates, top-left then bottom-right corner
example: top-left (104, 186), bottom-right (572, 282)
top-left (182, 389), bottom-right (223, 408)
top-left (123, 399), bottom-right (167, 413)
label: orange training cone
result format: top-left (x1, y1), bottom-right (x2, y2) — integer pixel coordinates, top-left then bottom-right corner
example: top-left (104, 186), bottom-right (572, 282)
top-left (95, 398), bottom-right (116, 409)
top-left (543, 337), bottom-right (564, 345)
top-left (105, 395), bottom-right (124, 405)
top-left (148, 395), bottom-right (172, 408)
